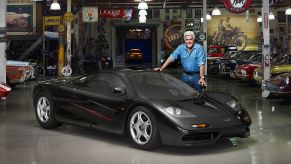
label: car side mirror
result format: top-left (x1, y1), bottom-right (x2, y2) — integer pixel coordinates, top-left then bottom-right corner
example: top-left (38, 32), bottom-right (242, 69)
top-left (114, 87), bottom-right (127, 96)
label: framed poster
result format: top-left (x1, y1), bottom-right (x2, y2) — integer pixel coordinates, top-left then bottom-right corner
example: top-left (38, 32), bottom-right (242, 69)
top-left (194, 9), bottom-right (201, 18)
top-left (6, 5), bottom-right (33, 32)
top-left (277, 11), bottom-right (286, 24)
top-left (186, 8), bottom-right (192, 18)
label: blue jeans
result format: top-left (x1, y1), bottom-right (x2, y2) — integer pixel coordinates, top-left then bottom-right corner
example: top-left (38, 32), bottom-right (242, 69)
top-left (181, 73), bottom-right (202, 92)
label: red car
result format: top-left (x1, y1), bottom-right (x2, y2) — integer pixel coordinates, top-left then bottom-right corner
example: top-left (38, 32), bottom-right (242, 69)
top-left (207, 45), bottom-right (224, 58)
top-left (0, 81), bottom-right (11, 100)
top-left (236, 63), bottom-right (261, 81)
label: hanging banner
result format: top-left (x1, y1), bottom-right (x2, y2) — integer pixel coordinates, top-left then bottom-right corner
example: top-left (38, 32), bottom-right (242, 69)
top-left (99, 8), bottom-right (127, 18)
top-left (82, 7), bottom-right (98, 22)
top-left (223, 0), bottom-right (253, 14)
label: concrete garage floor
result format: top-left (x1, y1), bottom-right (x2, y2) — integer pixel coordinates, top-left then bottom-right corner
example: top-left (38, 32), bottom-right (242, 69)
top-left (1, 75), bottom-right (291, 164)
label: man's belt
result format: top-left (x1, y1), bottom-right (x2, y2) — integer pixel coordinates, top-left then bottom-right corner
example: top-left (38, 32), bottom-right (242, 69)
top-left (183, 71), bottom-right (200, 75)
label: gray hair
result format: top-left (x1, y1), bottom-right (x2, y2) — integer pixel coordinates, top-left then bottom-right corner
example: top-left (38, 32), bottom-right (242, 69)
top-left (184, 31), bottom-right (195, 39)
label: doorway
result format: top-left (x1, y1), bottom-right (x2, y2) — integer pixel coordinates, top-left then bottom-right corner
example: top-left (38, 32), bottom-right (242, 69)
top-left (115, 27), bottom-right (157, 67)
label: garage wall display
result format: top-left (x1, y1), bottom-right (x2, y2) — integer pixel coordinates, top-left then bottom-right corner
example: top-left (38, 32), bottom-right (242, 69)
top-left (6, 5), bottom-right (33, 32)
top-left (207, 15), bottom-right (259, 51)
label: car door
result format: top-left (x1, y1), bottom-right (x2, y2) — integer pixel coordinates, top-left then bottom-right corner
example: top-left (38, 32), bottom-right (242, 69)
top-left (74, 73), bottom-right (129, 129)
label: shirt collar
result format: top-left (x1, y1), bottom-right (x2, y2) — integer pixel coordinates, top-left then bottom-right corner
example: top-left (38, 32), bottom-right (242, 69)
top-left (183, 43), bottom-right (197, 51)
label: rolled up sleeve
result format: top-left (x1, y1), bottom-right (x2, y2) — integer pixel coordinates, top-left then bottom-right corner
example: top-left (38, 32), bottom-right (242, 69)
top-left (197, 47), bottom-right (206, 66)
top-left (170, 45), bottom-right (182, 61)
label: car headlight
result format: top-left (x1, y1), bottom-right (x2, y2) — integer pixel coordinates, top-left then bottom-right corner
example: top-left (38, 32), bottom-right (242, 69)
top-left (286, 77), bottom-right (289, 85)
top-left (162, 106), bottom-right (196, 117)
top-left (226, 99), bottom-right (242, 112)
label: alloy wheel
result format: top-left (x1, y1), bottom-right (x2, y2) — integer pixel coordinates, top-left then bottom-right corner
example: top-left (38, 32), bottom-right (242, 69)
top-left (129, 111), bottom-right (152, 145)
top-left (37, 97), bottom-right (51, 122)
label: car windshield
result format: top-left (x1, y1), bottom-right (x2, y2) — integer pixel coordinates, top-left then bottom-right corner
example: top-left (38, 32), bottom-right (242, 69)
top-left (127, 72), bottom-right (196, 100)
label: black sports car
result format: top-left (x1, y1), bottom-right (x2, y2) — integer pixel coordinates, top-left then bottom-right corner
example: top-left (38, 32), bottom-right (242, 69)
top-left (33, 69), bottom-right (252, 149)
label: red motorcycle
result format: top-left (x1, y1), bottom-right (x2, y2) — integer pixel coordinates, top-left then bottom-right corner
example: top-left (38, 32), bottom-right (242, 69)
top-left (0, 82), bottom-right (11, 100)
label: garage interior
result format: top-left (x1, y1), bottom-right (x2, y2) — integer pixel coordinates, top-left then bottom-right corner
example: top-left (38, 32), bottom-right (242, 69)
top-left (1, 0), bottom-right (291, 164)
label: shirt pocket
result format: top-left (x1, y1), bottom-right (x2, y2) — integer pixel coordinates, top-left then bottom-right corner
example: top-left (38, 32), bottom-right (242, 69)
top-left (181, 52), bottom-right (187, 59)
top-left (190, 54), bottom-right (198, 61)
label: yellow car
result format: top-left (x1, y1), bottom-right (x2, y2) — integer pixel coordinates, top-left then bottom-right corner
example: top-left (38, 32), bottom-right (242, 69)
top-left (253, 53), bottom-right (291, 85)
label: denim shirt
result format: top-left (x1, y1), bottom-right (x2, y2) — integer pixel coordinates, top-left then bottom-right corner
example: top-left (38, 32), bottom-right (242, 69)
top-left (170, 43), bottom-right (206, 72)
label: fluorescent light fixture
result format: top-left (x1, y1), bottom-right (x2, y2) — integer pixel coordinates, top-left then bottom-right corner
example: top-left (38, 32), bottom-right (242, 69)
top-left (286, 7), bottom-right (291, 15)
top-left (269, 11), bottom-right (275, 20)
top-left (212, 7), bottom-right (221, 15)
top-left (138, 0), bottom-right (148, 10)
top-left (257, 16), bottom-right (262, 22)
top-left (50, 0), bottom-right (61, 10)
top-left (139, 9), bottom-right (147, 16)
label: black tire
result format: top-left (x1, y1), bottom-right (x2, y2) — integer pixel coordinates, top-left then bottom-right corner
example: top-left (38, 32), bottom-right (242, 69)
top-left (34, 91), bottom-right (61, 129)
top-left (127, 106), bottom-right (161, 150)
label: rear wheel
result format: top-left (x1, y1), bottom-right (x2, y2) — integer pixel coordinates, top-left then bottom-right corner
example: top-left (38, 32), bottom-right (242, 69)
top-left (34, 92), bottom-right (61, 129)
top-left (127, 107), bottom-right (161, 150)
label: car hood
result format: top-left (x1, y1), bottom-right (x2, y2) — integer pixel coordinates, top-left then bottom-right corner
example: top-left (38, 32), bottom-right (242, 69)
top-left (151, 92), bottom-right (234, 119)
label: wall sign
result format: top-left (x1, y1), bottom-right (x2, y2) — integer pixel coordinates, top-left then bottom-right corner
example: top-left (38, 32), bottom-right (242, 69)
top-left (82, 7), bottom-right (98, 22)
top-left (164, 22), bottom-right (182, 50)
top-left (223, 0), bottom-right (253, 14)
top-left (99, 9), bottom-right (128, 18)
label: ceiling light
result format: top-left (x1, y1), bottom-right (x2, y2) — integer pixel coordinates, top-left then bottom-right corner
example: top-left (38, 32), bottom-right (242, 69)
top-left (138, 0), bottom-right (148, 10)
top-left (269, 11), bottom-right (275, 20)
top-left (50, 0), bottom-right (61, 10)
top-left (139, 16), bottom-right (146, 23)
top-left (257, 16), bottom-right (262, 22)
top-left (286, 7), bottom-right (291, 15)
top-left (139, 15), bottom-right (147, 20)
top-left (206, 13), bottom-right (212, 20)
top-left (139, 9), bottom-right (147, 16)
top-left (212, 7), bottom-right (221, 15)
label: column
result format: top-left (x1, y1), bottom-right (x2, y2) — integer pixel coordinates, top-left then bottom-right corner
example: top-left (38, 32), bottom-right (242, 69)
top-left (0, 0), bottom-right (7, 83)
top-left (262, 0), bottom-right (271, 97)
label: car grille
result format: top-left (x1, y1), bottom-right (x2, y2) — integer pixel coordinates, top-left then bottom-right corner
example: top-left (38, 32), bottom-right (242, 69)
top-left (182, 132), bottom-right (219, 141)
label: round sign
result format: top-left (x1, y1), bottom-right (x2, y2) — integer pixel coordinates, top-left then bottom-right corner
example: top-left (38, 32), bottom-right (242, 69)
top-left (223, 0), bottom-right (253, 14)
top-left (58, 25), bottom-right (65, 33)
top-left (62, 66), bottom-right (72, 76)
top-left (64, 12), bottom-right (74, 22)
top-left (164, 24), bottom-right (182, 50)
top-left (199, 33), bottom-right (206, 41)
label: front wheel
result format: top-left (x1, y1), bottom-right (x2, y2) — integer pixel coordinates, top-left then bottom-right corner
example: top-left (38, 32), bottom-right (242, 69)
top-left (127, 107), bottom-right (161, 150)
top-left (34, 92), bottom-right (61, 129)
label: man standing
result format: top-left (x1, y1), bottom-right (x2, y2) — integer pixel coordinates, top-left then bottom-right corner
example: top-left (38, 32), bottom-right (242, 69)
top-left (154, 31), bottom-right (206, 92)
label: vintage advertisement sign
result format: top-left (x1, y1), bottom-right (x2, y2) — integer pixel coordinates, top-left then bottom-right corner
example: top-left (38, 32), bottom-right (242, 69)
top-left (223, 0), bottom-right (253, 14)
top-left (207, 15), bottom-right (259, 51)
top-left (164, 22), bottom-right (182, 51)
top-left (82, 7), bottom-right (98, 22)
top-left (44, 16), bottom-right (61, 26)
top-left (98, 8), bottom-right (128, 18)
